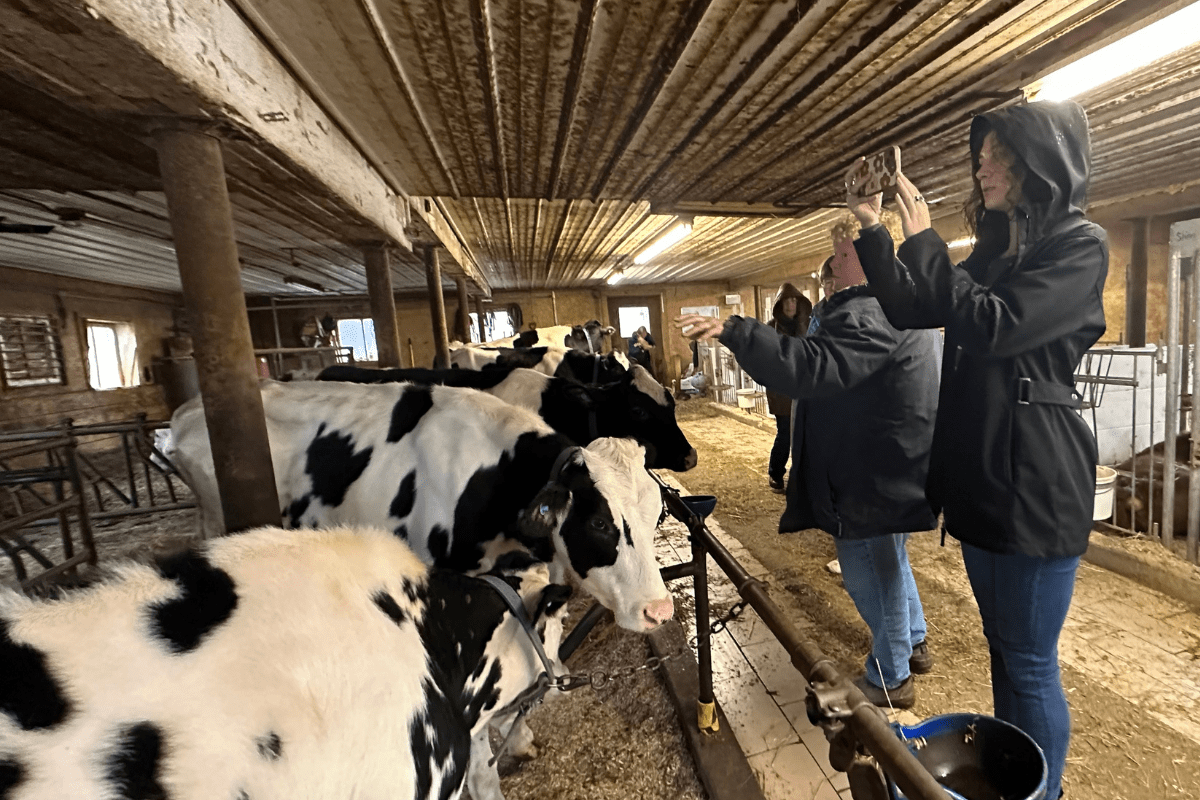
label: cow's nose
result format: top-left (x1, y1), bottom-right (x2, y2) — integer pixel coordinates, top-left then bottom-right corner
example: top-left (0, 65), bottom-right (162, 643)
top-left (682, 448), bottom-right (698, 471)
top-left (642, 596), bottom-right (675, 629)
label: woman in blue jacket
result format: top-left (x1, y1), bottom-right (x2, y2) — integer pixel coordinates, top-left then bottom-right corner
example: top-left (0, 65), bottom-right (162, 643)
top-left (848, 101), bottom-right (1108, 799)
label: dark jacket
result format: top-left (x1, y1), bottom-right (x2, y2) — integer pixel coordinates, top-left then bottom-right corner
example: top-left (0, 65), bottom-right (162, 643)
top-left (854, 101), bottom-right (1108, 559)
top-left (765, 283), bottom-right (812, 417)
top-left (720, 285), bottom-right (940, 539)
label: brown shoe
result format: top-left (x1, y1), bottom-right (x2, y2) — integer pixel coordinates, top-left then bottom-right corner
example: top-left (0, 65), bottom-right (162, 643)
top-left (853, 674), bottom-right (915, 710)
top-left (909, 640), bottom-right (934, 674)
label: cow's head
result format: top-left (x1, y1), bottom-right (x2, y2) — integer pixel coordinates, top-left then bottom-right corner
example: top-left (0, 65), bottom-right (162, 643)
top-left (520, 438), bottom-right (672, 632)
top-left (563, 320), bottom-right (615, 355)
top-left (596, 365), bottom-right (696, 471)
top-left (462, 559), bottom-right (573, 729)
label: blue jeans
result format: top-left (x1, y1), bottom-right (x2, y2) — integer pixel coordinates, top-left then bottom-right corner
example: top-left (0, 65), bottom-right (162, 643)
top-left (961, 543), bottom-right (1079, 800)
top-left (834, 533), bottom-right (927, 689)
top-left (769, 414), bottom-right (791, 480)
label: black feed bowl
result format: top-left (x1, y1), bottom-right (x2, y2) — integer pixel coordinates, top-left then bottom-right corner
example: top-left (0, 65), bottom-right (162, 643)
top-left (681, 495), bottom-right (717, 519)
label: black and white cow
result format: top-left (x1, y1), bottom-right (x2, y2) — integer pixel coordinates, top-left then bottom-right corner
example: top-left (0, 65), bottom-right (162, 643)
top-left (316, 364), bottom-right (697, 471)
top-left (0, 526), bottom-right (570, 800)
top-left (451, 344), bottom-right (630, 384)
top-left (169, 380), bottom-right (673, 632)
top-left (482, 322), bottom-right (614, 354)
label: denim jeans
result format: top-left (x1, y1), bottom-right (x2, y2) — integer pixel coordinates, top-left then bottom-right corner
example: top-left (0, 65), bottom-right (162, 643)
top-left (769, 413), bottom-right (791, 480)
top-left (834, 533), bottom-right (927, 689)
top-left (961, 543), bottom-right (1079, 800)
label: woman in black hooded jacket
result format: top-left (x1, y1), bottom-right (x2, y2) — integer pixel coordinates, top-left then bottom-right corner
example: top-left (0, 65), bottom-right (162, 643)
top-left (848, 100), bottom-right (1108, 800)
top-left (764, 283), bottom-right (812, 492)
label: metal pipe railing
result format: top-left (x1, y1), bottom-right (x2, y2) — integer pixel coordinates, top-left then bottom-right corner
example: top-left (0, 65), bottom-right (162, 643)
top-left (625, 471), bottom-right (952, 800)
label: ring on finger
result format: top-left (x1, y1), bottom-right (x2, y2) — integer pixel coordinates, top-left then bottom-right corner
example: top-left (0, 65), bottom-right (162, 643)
top-left (913, 194), bottom-right (924, 203)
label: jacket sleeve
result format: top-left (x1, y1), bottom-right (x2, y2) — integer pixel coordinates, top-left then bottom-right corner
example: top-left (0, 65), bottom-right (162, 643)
top-left (719, 305), bottom-right (897, 401)
top-left (854, 225), bottom-right (953, 330)
top-left (939, 232), bottom-right (1107, 358)
top-left (859, 224), bottom-right (1107, 359)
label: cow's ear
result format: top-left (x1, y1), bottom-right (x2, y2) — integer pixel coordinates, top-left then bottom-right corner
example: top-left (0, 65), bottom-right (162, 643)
top-left (521, 483), bottom-right (570, 539)
top-left (533, 583), bottom-right (573, 620)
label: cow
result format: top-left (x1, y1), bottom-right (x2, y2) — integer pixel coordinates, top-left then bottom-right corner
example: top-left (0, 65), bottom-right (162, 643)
top-left (0, 525), bottom-right (571, 800)
top-left (1113, 431), bottom-right (1195, 535)
top-left (451, 344), bottom-right (630, 384)
top-left (484, 321), bottom-right (615, 354)
top-left (168, 380), bottom-right (674, 633)
top-left (316, 363), bottom-right (697, 472)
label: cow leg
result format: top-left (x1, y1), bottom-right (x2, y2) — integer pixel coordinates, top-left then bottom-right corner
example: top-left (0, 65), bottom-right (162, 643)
top-left (503, 715), bottom-right (538, 760)
top-left (467, 728), bottom-right (505, 800)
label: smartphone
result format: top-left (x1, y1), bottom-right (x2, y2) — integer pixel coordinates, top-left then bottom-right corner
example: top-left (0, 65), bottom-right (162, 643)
top-left (845, 145), bottom-right (901, 199)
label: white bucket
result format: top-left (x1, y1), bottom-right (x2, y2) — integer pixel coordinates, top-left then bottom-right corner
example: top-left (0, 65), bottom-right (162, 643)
top-left (735, 389), bottom-right (760, 409)
top-left (1094, 465), bottom-right (1116, 521)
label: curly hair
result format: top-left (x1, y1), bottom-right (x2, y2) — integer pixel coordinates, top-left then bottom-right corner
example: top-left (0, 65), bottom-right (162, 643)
top-left (964, 130), bottom-right (1026, 235)
top-left (829, 209), bottom-right (903, 246)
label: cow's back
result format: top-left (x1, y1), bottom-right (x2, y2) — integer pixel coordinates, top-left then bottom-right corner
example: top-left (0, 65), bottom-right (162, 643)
top-left (172, 381), bottom-right (567, 568)
top-left (0, 528), bottom-right (438, 800)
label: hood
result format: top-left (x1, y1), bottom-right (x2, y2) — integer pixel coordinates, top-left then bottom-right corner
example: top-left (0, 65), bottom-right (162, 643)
top-left (772, 282), bottom-right (812, 325)
top-left (970, 100), bottom-right (1092, 252)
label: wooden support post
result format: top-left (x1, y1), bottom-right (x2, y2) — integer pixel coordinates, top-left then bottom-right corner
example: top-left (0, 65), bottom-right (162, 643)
top-left (365, 245), bottom-right (402, 368)
top-left (425, 245), bottom-right (452, 368)
top-left (155, 128), bottom-right (280, 534)
top-left (1127, 217), bottom-right (1149, 347)
top-left (455, 277), bottom-right (471, 345)
top-left (474, 295), bottom-right (487, 343)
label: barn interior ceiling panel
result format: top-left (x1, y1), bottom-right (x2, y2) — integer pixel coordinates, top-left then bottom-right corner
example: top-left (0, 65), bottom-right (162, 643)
top-left (1, 0), bottom-right (1199, 292)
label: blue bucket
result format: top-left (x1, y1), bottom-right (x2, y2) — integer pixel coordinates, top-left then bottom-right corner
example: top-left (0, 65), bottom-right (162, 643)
top-left (890, 714), bottom-right (1047, 800)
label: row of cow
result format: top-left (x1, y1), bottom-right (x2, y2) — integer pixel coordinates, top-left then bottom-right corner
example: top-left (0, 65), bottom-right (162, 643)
top-left (0, 335), bottom-right (694, 800)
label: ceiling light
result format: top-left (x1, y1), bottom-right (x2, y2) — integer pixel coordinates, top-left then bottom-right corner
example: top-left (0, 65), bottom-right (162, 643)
top-left (947, 237), bottom-right (976, 250)
top-left (633, 217), bottom-right (693, 265)
top-left (607, 269), bottom-right (625, 285)
top-left (1027, 3), bottom-right (1200, 101)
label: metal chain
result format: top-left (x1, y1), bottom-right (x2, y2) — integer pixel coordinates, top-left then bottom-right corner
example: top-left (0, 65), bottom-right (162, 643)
top-left (552, 649), bottom-right (686, 693)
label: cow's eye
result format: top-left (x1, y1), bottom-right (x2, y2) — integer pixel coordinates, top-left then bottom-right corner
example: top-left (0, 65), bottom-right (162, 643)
top-left (589, 517), bottom-right (611, 533)
top-left (631, 407), bottom-right (650, 421)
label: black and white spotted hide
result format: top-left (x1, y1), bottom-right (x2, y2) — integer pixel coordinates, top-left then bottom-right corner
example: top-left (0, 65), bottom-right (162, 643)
top-left (315, 364), bottom-right (696, 471)
top-left (170, 380), bottom-right (673, 632)
top-left (0, 527), bottom-right (571, 800)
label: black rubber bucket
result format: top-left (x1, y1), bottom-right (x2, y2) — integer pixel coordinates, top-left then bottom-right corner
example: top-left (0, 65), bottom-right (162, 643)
top-left (890, 713), bottom-right (1048, 800)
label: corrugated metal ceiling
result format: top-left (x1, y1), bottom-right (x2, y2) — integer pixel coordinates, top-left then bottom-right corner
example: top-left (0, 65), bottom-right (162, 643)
top-left (229, 0), bottom-right (1200, 288)
top-left (2, 0), bottom-right (1199, 293)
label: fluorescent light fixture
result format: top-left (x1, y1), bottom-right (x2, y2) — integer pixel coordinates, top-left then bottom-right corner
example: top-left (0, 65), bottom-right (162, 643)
top-left (607, 270), bottom-right (624, 285)
top-left (1029, 3), bottom-right (1200, 101)
top-left (633, 218), bottom-right (693, 265)
top-left (947, 237), bottom-right (976, 250)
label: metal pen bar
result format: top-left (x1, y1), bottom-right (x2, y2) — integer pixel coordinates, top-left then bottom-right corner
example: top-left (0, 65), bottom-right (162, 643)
top-left (655, 483), bottom-right (951, 800)
top-left (1164, 250), bottom-right (1182, 548)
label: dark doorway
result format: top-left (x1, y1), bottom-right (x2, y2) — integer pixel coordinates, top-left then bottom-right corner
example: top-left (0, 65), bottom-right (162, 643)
top-left (607, 295), bottom-right (664, 380)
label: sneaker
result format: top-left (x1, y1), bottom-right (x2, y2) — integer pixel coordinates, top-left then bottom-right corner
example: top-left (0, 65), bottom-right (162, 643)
top-left (768, 476), bottom-right (785, 494)
top-left (909, 640), bottom-right (934, 674)
top-left (853, 674), bottom-right (915, 710)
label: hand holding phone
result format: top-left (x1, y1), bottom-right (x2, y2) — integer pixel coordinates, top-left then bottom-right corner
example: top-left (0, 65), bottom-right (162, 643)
top-left (845, 146), bottom-right (901, 199)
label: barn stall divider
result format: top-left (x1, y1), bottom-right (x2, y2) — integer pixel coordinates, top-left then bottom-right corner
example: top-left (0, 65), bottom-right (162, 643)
top-left (0, 415), bottom-right (194, 590)
top-left (559, 472), bottom-right (956, 800)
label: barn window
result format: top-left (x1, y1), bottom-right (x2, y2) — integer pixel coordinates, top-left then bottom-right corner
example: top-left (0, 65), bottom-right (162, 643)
top-left (468, 310), bottom-right (515, 343)
top-left (86, 321), bottom-right (139, 390)
top-left (0, 314), bottom-right (65, 388)
top-left (337, 318), bottom-right (379, 362)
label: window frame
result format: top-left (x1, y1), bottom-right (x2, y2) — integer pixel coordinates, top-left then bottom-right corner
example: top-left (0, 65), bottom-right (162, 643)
top-left (0, 314), bottom-right (66, 389)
